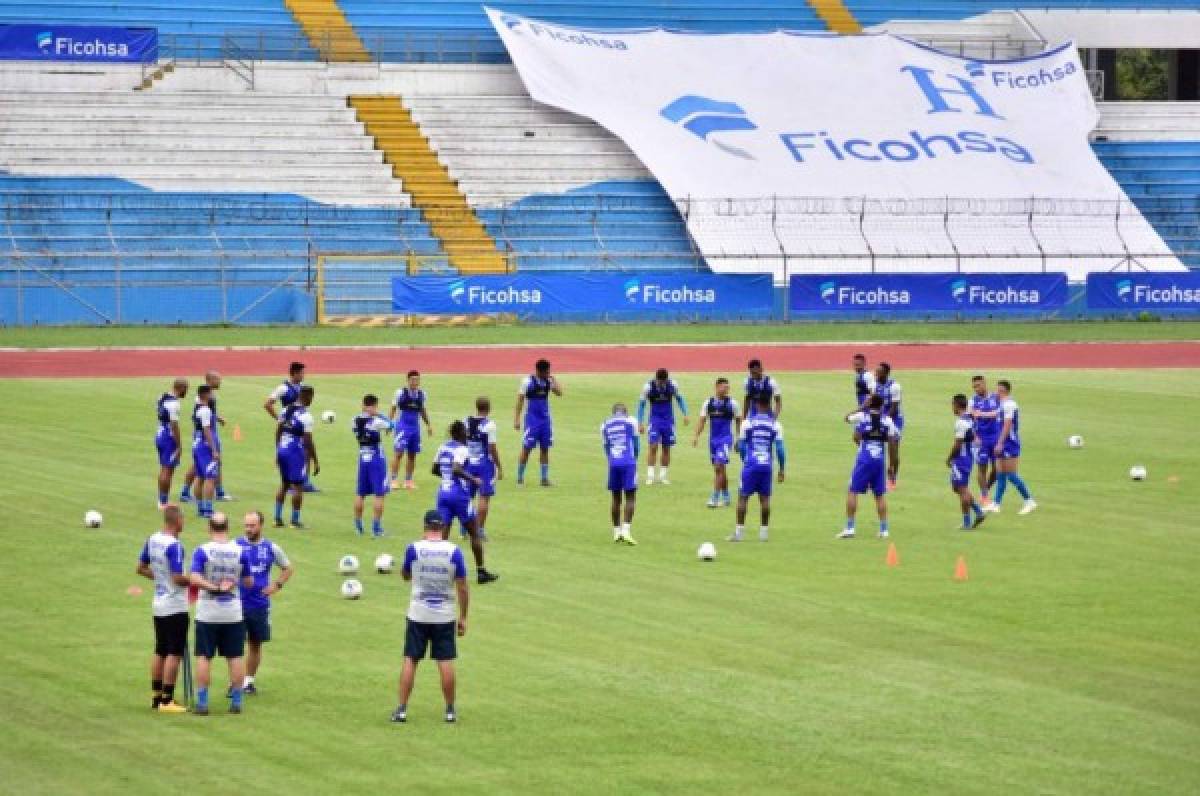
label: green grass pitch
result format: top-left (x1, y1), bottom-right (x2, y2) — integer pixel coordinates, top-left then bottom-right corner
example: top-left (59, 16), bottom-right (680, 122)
top-left (1, 369), bottom-right (1198, 793)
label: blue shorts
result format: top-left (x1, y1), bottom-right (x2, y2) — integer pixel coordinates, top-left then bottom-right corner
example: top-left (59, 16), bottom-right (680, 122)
top-left (468, 460), bottom-right (496, 498)
top-left (277, 447), bottom-right (307, 486)
top-left (647, 424), bottom-right (676, 447)
top-left (393, 426), bottom-right (421, 455)
top-left (156, 431), bottom-right (179, 468)
top-left (194, 620), bottom-right (245, 659)
top-left (740, 467), bottom-right (773, 497)
top-left (437, 491), bottom-right (475, 529)
top-left (523, 421), bottom-right (553, 450)
top-left (975, 438), bottom-right (998, 466)
top-left (892, 415), bottom-right (905, 438)
top-left (949, 458), bottom-right (973, 489)
top-left (709, 439), bottom-right (732, 465)
top-left (193, 444), bottom-right (219, 480)
top-left (849, 457), bottom-right (886, 495)
top-left (607, 463), bottom-right (638, 493)
top-left (243, 608), bottom-right (271, 643)
top-left (357, 456), bottom-right (389, 497)
top-left (999, 438), bottom-right (1021, 459)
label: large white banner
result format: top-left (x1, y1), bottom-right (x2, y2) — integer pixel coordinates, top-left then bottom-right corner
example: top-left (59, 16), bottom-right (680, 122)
top-left (487, 9), bottom-right (1183, 279)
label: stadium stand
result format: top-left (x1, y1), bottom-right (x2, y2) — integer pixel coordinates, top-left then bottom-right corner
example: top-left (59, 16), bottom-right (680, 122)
top-left (848, 1), bottom-right (1200, 27)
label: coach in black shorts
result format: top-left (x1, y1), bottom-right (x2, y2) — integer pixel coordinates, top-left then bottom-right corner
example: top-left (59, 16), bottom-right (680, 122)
top-left (136, 505), bottom-right (190, 713)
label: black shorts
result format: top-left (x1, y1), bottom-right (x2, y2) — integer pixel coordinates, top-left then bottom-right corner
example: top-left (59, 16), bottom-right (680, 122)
top-left (243, 608), bottom-right (271, 644)
top-left (404, 619), bottom-right (456, 661)
top-left (194, 620), bottom-right (246, 659)
top-left (153, 612), bottom-right (189, 657)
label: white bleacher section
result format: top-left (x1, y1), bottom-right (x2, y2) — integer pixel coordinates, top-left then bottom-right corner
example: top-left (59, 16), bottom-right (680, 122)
top-left (1096, 102), bottom-right (1200, 141)
top-left (866, 11), bottom-right (1046, 59)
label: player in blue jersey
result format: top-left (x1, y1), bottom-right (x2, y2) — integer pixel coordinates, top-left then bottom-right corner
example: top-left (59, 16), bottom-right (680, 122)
top-left (191, 385), bottom-right (220, 519)
top-left (389, 370), bottom-right (433, 491)
top-left (155, 378), bottom-right (189, 510)
top-left (969, 375), bottom-right (1001, 507)
top-left (136, 504), bottom-right (190, 713)
top-left (638, 368), bottom-right (689, 486)
top-left (434, 421), bottom-right (498, 584)
top-left (465, 397), bottom-right (503, 542)
top-left (353, 394), bottom-right (394, 537)
top-left (602, 403), bottom-right (640, 545)
top-left (729, 396), bottom-right (786, 543)
top-left (236, 510), bottom-right (293, 695)
top-left (872, 362), bottom-right (904, 490)
top-left (514, 359), bottom-right (562, 486)
top-left (947, 394), bottom-right (987, 530)
top-left (693, 377), bottom-right (740, 508)
top-left (264, 361), bottom-right (317, 493)
top-left (838, 394), bottom-right (900, 540)
top-left (274, 386), bottom-right (318, 529)
top-left (189, 512), bottom-right (251, 715)
top-left (181, 371), bottom-right (232, 504)
top-left (985, 380), bottom-right (1038, 516)
top-left (741, 359), bottom-right (782, 421)
top-left (853, 353), bottom-right (876, 408)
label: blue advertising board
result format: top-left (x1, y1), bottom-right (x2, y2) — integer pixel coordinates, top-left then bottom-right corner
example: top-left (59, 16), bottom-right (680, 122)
top-left (392, 272), bottom-right (774, 318)
top-left (0, 24), bottom-right (157, 62)
top-left (789, 273), bottom-right (1067, 314)
top-left (1086, 272), bottom-right (1200, 312)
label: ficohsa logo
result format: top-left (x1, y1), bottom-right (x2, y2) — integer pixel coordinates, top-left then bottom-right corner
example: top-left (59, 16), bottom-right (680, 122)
top-left (951, 279), bottom-right (968, 302)
top-left (622, 280), bottom-right (716, 305)
top-left (35, 30), bottom-right (132, 58)
top-left (819, 281), bottom-right (837, 304)
top-left (1115, 278), bottom-right (1200, 305)
top-left (951, 280), bottom-right (1042, 306)
top-left (37, 31), bottom-right (52, 52)
top-left (816, 281), bottom-right (912, 307)
top-left (449, 279), bottom-right (467, 305)
top-left (507, 16), bottom-right (628, 50)
top-left (448, 280), bottom-right (543, 307)
top-left (624, 279), bottom-right (640, 303)
top-left (1116, 279), bottom-right (1133, 302)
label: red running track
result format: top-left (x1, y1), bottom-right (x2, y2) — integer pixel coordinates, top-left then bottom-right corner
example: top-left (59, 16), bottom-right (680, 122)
top-left (1, 342), bottom-right (1199, 378)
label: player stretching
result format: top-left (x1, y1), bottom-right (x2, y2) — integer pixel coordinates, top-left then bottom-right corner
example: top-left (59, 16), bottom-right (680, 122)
top-left (156, 378), bottom-right (189, 509)
top-left (264, 361), bottom-right (317, 493)
top-left (947, 394), bottom-right (986, 530)
top-left (985, 380), bottom-right (1037, 515)
top-left (693, 377), bottom-right (740, 508)
top-left (274, 386), bottom-right (318, 529)
top-left (729, 396), bottom-right (785, 543)
top-left (742, 359), bottom-right (782, 420)
top-left (389, 370), bottom-right (432, 491)
top-left (602, 403), bottom-right (640, 545)
top-left (838, 395), bottom-right (899, 540)
top-left (354, 394), bottom-right (394, 537)
top-left (192, 385), bottom-right (220, 519)
top-left (465, 397), bottom-right (502, 542)
top-left (638, 368), bottom-right (689, 486)
top-left (514, 359), bottom-right (562, 486)
top-left (853, 354), bottom-right (875, 408)
top-left (434, 422), bottom-right (499, 584)
top-left (969, 375), bottom-right (1001, 506)
top-left (872, 362), bottom-right (904, 489)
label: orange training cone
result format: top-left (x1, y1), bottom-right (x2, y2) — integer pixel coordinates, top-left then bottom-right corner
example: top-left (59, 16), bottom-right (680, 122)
top-left (232, 424), bottom-right (243, 442)
top-left (885, 542), bottom-right (899, 568)
top-left (954, 555), bottom-right (969, 582)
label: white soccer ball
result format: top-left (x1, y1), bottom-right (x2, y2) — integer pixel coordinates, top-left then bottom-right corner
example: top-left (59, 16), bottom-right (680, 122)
top-left (1129, 465), bottom-right (1147, 481)
top-left (321, 410), bottom-right (337, 424)
top-left (83, 510), bottom-right (103, 528)
top-left (697, 542), bottom-right (717, 561)
top-left (1068, 435), bottom-right (1084, 449)
top-left (340, 579), bottom-right (363, 600)
top-left (375, 553), bottom-right (395, 574)
top-left (338, 554), bottom-right (359, 575)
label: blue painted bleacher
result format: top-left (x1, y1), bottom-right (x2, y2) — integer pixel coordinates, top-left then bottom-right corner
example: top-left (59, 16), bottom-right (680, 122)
top-left (1093, 140), bottom-right (1200, 268)
top-left (848, 1), bottom-right (1199, 26)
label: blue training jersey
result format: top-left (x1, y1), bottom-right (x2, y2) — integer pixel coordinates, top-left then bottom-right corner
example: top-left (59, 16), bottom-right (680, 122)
top-left (971, 392), bottom-right (1001, 440)
top-left (854, 370), bottom-right (876, 406)
top-left (434, 441), bottom-right (473, 498)
top-left (851, 410), bottom-right (899, 464)
top-left (953, 412), bottom-right (976, 466)
top-left (1000, 398), bottom-right (1020, 444)
top-left (465, 415), bottom-right (497, 465)
top-left (521, 375), bottom-right (553, 423)
top-left (192, 402), bottom-right (215, 447)
top-left (702, 396), bottom-right (738, 442)
top-left (601, 415), bottom-right (639, 466)
top-left (642, 379), bottom-right (680, 426)
top-left (278, 380), bottom-right (302, 409)
top-left (874, 379), bottom-right (903, 420)
top-left (237, 537), bottom-right (290, 613)
top-left (744, 375), bottom-right (780, 407)
top-left (739, 413), bottom-right (783, 472)
top-left (392, 387), bottom-right (426, 429)
top-left (278, 404), bottom-right (311, 453)
top-left (353, 412), bottom-right (391, 461)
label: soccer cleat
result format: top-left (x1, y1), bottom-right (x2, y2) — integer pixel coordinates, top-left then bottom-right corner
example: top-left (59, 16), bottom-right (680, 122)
top-left (1019, 499), bottom-right (1038, 516)
top-left (837, 529), bottom-right (856, 539)
top-left (972, 514), bottom-right (987, 529)
top-left (156, 700), bottom-right (187, 714)
top-left (373, 530), bottom-right (387, 539)
top-left (706, 497), bottom-right (718, 508)
top-left (244, 683), bottom-right (258, 696)
top-left (623, 534), bottom-right (638, 546)
top-left (403, 480), bottom-right (416, 490)
top-left (658, 477), bottom-right (671, 485)
top-left (179, 493), bottom-right (192, 504)
top-left (290, 520), bottom-right (305, 530)
top-left (540, 479), bottom-right (553, 487)
top-left (726, 531), bottom-right (744, 542)
top-left (645, 476), bottom-right (655, 486)
top-left (193, 705), bottom-right (209, 716)
top-left (229, 704), bottom-right (242, 715)
top-left (390, 479), bottom-right (401, 491)
top-left (303, 483), bottom-right (320, 493)
top-left (759, 529), bottom-right (769, 542)
top-left (273, 518), bottom-right (285, 528)
top-left (983, 503), bottom-right (1002, 514)
top-left (390, 707), bottom-right (407, 723)
top-left (477, 569), bottom-right (499, 585)
top-left (720, 496), bottom-right (732, 507)
top-left (878, 530), bottom-right (889, 539)
top-left (613, 529), bottom-right (623, 543)
top-left (445, 708), bottom-right (457, 724)
top-left (216, 493), bottom-right (235, 502)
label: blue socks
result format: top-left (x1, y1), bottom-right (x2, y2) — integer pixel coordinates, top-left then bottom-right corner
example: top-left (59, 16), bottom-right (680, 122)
top-left (517, 462), bottom-right (527, 482)
top-left (1008, 473), bottom-right (1032, 500)
top-left (880, 520), bottom-right (889, 535)
top-left (291, 508), bottom-right (301, 525)
top-left (274, 501), bottom-right (284, 523)
top-left (197, 687), bottom-right (209, 710)
top-left (197, 500), bottom-right (212, 517)
top-left (994, 473), bottom-right (1010, 505)
top-left (230, 688), bottom-right (243, 709)
top-left (354, 518), bottom-right (364, 535)
top-left (180, 484), bottom-right (191, 499)
top-left (372, 519), bottom-right (383, 536)
top-left (962, 513), bottom-right (971, 528)
top-left (540, 463), bottom-right (549, 481)
top-left (846, 518), bottom-right (856, 531)
top-left (158, 492), bottom-right (168, 506)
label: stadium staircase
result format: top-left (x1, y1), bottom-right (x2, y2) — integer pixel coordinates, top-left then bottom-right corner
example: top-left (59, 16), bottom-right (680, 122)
top-left (282, 0), bottom-right (370, 62)
top-left (807, 0), bottom-right (863, 34)
top-left (349, 95), bottom-right (508, 273)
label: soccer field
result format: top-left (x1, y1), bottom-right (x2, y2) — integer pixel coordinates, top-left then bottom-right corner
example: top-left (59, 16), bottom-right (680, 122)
top-left (1, 367), bottom-right (1198, 793)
